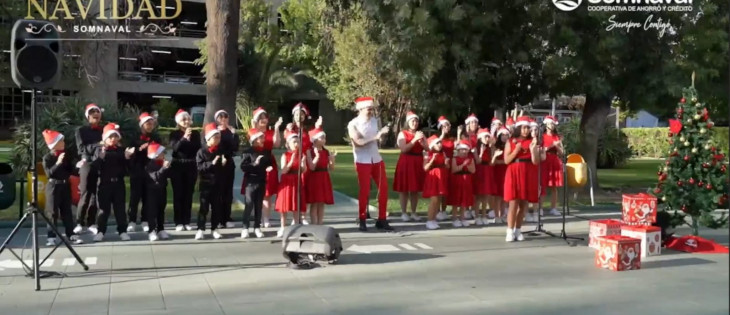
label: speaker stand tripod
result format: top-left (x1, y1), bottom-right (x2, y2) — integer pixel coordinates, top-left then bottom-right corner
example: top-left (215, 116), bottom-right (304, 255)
top-left (0, 89), bottom-right (88, 291)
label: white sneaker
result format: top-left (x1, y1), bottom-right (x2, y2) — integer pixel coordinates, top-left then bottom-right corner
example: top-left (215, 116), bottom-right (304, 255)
top-left (88, 225), bottom-right (98, 235)
top-left (263, 218), bottom-right (271, 228)
top-left (127, 222), bottom-right (136, 233)
top-left (46, 238), bottom-right (56, 246)
top-left (141, 222), bottom-right (149, 232)
top-left (401, 213), bottom-right (411, 222)
top-left (241, 229), bottom-right (249, 239)
top-left (505, 229), bottom-right (515, 242)
top-left (515, 228), bottom-right (525, 241)
top-left (148, 231), bottom-right (159, 242)
top-left (119, 233), bottom-right (131, 241)
top-left (93, 233), bottom-right (104, 242)
top-left (195, 230), bottom-right (205, 240)
top-left (425, 220), bottom-right (439, 230)
top-left (436, 211), bottom-right (448, 221)
top-left (464, 211), bottom-right (473, 220)
top-left (276, 228), bottom-right (284, 238)
top-left (549, 208), bottom-right (561, 216)
top-left (410, 213), bottom-right (420, 221)
top-left (474, 217), bottom-right (483, 226)
top-left (158, 231), bottom-right (170, 240)
top-left (175, 225), bottom-right (184, 232)
top-left (254, 228), bottom-right (264, 238)
top-left (461, 219), bottom-right (471, 227)
top-left (73, 224), bottom-right (83, 234)
top-left (453, 219), bottom-right (463, 228)
top-left (70, 235), bottom-right (83, 244)
top-left (212, 230), bottom-right (223, 239)
top-left (184, 225), bottom-right (193, 231)
top-left (488, 218), bottom-right (497, 224)
top-left (487, 210), bottom-right (495, 219)
top-left (226, 222), bottom-right (236, 228)
top-left (302, 219), bottom-right (309, 225)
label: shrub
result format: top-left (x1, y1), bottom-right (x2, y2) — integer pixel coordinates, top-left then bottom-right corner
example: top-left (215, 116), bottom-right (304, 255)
top-left (623, 127), bottom-right (729, 158)
top-left (559, 118), bottom-right (632, 169)
top-left (153, 98), bottom-right (179, 128)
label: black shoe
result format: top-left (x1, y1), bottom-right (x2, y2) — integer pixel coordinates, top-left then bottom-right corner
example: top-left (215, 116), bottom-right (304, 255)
top-left (358, 219), bottom-right (367, 232)
top-left (375, 219), bottom-right (394, 231)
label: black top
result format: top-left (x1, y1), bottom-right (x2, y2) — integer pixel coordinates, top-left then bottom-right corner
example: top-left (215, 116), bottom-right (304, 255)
top-left (92, 146), bottom-right (129, 181)
top-left (169, 129), bottom-right (201, 161)
top-left (145, 160), bottom-right (171, 188)
top-left (42, 152), bottom-right (73, 182)
top-left (129, 132), bottom-right (161, 173)
top-left (239, 146), bottom-right (273, 184)
top-left (196, 147), bottom-right (225, 185)
top-left (218, 128), bottom-right (240, 158)
top-left (75, 125), bottom-right (102, 161)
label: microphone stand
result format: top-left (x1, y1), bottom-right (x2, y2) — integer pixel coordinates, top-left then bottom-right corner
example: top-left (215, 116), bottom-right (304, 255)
top-left (296, 119), bottom-right (303, 225)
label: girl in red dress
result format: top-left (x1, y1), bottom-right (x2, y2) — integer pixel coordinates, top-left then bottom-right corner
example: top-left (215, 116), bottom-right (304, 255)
top-left (473, 128), bottom-right (492, 226)
top-left (459, 113), bottom-right (479, 220)
top-left (503, 116), bottom-right (545, 242)
top-left (450, 140), bottom-right (476, 227)
top-left (305, 128), bottom-right (336, 225)
top-left (247, 107), bottom-right (283, 228)
top-left (422, 135), bottom-right (449, 230)
top-left (542, 115), bottom-right (564, 216)
top-left (436, 116), bottom-right (454, 221)
top-left (394, 111), bottom-right (426, 222)
top-left (488, 127), bottom-right (510, 223)
top-left (275, 131), bottom-right (307, 238)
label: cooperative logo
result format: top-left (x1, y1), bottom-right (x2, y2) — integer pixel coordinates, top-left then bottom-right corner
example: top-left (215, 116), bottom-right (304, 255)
top-left (553, 0), bottom-right (582, 11)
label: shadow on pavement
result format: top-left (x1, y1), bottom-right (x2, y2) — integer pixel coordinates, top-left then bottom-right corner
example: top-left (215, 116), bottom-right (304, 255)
top-left (340, 252), bottom-right (442, 265)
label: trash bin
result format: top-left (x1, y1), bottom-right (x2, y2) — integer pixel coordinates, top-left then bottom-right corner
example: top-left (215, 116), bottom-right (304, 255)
top-left (566, 154), bottom-right (588, 188)
top-left (26, 162), bottom-right (47, 211)
top-left (0, 163), bottom-right (15, 210)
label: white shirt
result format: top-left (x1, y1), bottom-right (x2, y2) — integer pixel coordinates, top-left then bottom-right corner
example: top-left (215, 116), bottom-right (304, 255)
top-left (348, 115), bottom-right (382, 164)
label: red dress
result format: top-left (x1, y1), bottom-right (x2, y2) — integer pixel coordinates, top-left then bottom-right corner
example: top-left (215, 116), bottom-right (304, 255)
top-left (441, 137), bottom-right (455, 158)
top-left (488, 153), bottom-right (507, 197)
top-left (542, 133), bottom-right (564, 187)
top-left (474, 144), bottom-right (492, 195)
top-left (449, 156), bottom-right (474, 207)
top-left (290, 125), bottom-right (312, 152)
top-left (503, 138), bottom-right (540, 202)
top-left (422, 151), bottom-right (449, 198)
top-left (305, 148), bottom-right (334, 204)
top-left (275, 151), bottom-right (307, 213)
top-left (393, 130), bottom-right (425, 192)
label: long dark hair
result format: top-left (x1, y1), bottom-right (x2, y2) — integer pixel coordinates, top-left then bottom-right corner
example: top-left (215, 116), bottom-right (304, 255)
top-left (546, 123), bottom-right (560, 136)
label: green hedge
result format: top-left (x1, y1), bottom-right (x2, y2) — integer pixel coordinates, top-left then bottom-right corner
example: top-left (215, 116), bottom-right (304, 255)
top-left (624, 127), bottom-right (729, 158)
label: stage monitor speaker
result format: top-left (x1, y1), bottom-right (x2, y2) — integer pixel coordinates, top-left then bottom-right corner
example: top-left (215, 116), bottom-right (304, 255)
top-left (10, 19), bottom-right (62, 90)
top-left (282, 225), bottom-right (342, 265)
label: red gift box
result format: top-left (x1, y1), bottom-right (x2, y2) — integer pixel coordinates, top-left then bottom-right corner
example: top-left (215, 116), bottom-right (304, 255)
top-left (621, 225), bottom-right (661, 258)
top-left (594, 235), bottom-right (642, 271)
top-left (621, 193), bottom-right (657, 226)
top-left (589, 219), bottom-right (622, 249)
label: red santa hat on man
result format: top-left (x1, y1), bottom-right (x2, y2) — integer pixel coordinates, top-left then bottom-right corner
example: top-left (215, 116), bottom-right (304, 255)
top-left (84, 103), bottom-right (103, 119)
top-left (309, 127), bottom-right (326, 141)
top-left (437, 116), bottom-right (450, 128)
top-left (138, 112), bottom-right (155, 127)
top-left (174, 109), bottom-right (190, 125)
top-left (427, 135), bottom-right (441, 150)
top-left (43, 129), bottom-right (64, 150)
top-left (102, 123), bottom-right (121, 140)
top-left (465, 113), bottom-right (478, 125)
top-left (514, 116), bottom-right (531, 128)
top-left (456, 139), bottom-right (472, 150)
top-left (405, 111), bottom-right (418, 123)
top-left (543, 115), bottom-right (559, 125)
top-left (355, 97), bottom-right (374, 110)
top-left (147, 142), bottom-right (165, 159)
top-left (248, 128), bottom-right (264, 143)
top-left (204, 122), bottom-right (220, 141)
top-left (252, 107), bottom-right (267, 122)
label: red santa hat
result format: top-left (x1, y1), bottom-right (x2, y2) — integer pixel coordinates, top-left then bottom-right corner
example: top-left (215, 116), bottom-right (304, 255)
top-left (529, 119), bottom-right (538, 128)
top-left (248, 129), bottom-right (264, 142)
top-left (355, 97), bottom-right (374, 110)
top-left (496, 127), bottom-right (510, 137)
top-left (42, 129), bottom-right (64, 150)
top-left (477, 128), bottom-right (491, 139)
top-left (309, 127), bottom-right (326, 141)
top-left (405, 111), bottom-right (418, 123)
top-left (437, 116), bottom-right (450, 128)
top-left (138, 112), bottom-right (155, 127)
top-left (147, 142), bottom-right (165, 159)
top-left (456, 140), bottom-right (471, 150)
top-left (204, 122), bottom-right (220, 141)
top-left (292, 102), bottom-right (310, 117)
top-left (174, 109), bottom-right (190, 125)
top-left (84, 103), bottom-right (103, 119)
top-left (465, 113), bottom-right (478, 124)
top-left (427, 135), bottom-right (441, 150)
top-left (102, 123), bottom-right (121, 140)
top-left (514, 116), bottom-right (531, 128)
top-left (214, 109), bottom-right (229, 120)
top-left (506, 117), bottom-right (515, 127)
top-left (543, 115), bottom-right (559, 125)
top-left (491, 117), bottom-right (502, 125)
top-left (285, 129), bottom-right (299, 142)
top-left (252, 107), bottom-right (267, 122)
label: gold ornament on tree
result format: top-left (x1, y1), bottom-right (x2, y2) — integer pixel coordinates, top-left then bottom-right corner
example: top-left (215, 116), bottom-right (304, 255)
top-left (684, 141), bottom-right (690, 146)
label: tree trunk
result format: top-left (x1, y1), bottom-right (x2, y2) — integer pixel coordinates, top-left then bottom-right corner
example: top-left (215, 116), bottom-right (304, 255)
top-left (578, 94), bottom-right (612, 191)
top-left (204, 0), bottom-right (241, 125)
top-left (691, 216), bottom-right (699, 236)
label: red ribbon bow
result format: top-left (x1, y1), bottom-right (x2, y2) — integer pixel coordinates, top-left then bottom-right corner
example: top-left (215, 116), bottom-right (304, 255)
top-left (55, 150), bottom-right (64, 157)
top-left (107, 145), bottom-right (117, 150)
top-left (208, 145), bottom-right (218, 153)
top-left (155, 160), bottom-right (164, 167)
top-left (140, 135), bottom-right (150, 142)
top-left (90, 124), bottom-right (101, 131)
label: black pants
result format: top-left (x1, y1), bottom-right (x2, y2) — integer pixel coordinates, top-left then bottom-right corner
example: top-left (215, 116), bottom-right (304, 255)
top-left (45, 183), bottom-right (75, 238)
top-left (221, 162), bottom-right (235, 225)
top-left (242, 182), bottom-right (265, 229)
top-left (198, 184), bottom-right (222, 231)
top-left (96, 179), bottom-right (128, 234)
top-left (76, 164), bottom-right (98, 227)
top-left (146, 187), bottom-right (167, 233)
top-left (171, 161), bottom-right (196, 226)
top-left (128, 173), bottom-right (147, 224)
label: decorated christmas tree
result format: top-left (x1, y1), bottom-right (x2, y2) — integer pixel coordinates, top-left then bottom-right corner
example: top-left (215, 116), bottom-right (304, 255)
top-left (652, 73), bottom-right (729, 236)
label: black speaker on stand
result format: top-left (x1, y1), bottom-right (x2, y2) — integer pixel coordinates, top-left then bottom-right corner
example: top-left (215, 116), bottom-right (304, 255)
top-left (0, 20), bottom-right (88, 291)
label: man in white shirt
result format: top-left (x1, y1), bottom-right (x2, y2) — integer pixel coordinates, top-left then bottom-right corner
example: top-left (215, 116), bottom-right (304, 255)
top-left (348, 97), bottom-right (394, 232)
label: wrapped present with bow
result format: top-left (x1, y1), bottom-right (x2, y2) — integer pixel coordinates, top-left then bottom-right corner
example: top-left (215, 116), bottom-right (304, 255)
top-left (589, 219), bottom-right (622, 249)
top-left (621, 193), bottom-right (657, 226)
top-left (594, 235), bottom-right (642, 271)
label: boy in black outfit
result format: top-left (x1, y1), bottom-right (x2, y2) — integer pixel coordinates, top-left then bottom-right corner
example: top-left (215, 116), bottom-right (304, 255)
top-left (239, 129), bottom-right (273, 239)
top-left (42, 129), bottom-right (83, 245)
top-left (195, 123), bottom-right (228, 240)
top-left (145, 142), bottom-right (172, 242)
top-left (213, 110), bottom-right (240, 228)
top-left (128, 112), bottom-right (161, 233)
